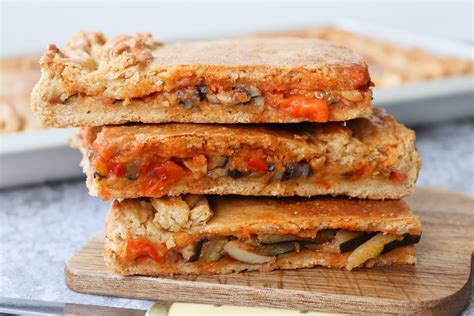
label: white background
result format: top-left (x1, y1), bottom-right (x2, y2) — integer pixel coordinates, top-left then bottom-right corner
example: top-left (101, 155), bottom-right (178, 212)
top-left (1, 0), bottom-right (472, 56)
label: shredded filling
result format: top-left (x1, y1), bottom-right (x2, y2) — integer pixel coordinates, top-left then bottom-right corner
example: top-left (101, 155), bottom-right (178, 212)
top-left (61, 85), bottom-right (370, 121)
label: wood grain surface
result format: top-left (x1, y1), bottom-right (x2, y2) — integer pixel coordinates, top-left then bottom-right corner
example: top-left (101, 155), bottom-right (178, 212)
top-left (65, 187), bottom-right (474, 315)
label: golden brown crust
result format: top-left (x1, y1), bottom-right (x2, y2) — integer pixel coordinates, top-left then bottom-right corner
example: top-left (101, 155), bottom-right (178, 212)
top-left (82, 109), bottom-right (421, 199)
top-left (109, 196), bottom-right (422, 238)
top-left (104, 196), bottom-right (420, 275)
top-left (31, 32), bottom-right (372, 126)
top-left (256, 26), bottom-right (474, 87)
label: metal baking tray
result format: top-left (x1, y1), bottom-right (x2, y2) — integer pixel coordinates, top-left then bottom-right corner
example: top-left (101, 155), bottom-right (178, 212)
top-left (333, 20), bottom-right (473, 125)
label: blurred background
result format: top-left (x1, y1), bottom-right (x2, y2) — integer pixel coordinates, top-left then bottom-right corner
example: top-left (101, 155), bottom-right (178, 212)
top-left (2, 1), bottom-right (473, 54)
top-left (0, 0), bottom-right (473, 312)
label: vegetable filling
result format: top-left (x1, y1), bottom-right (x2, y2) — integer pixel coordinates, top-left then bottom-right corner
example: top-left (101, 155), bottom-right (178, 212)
top-left (93, 150), bottom-right (407, 196)
top-left (124, 230), bottom-right (420, 271)
top-left (64, 85), bottom-right (370, 121)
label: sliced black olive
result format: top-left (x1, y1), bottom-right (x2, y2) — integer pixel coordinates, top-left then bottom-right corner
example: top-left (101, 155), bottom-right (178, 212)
top-left (281, 164), bottom-right (296, 181)
top-left (267, 163), bottom-right (275, 172)
top-left (187, 237), bottom-right (209, 262)
top-left (176, 90), bottom-right (194, 109)
top-left (381, 234), bottom-right (421, 254)
top-left (339, 232), bottom-right (376, 253)
top-left (229, 170), bottom-right (245, 179)
top-left (197, 85), bottom-right (207, 101)
top-left (93, 171), bottom-right (105, 180)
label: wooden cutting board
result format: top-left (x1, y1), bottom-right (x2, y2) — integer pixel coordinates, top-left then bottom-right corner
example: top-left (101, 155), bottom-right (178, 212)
top-left (65, 187), bottom-right (474, 315)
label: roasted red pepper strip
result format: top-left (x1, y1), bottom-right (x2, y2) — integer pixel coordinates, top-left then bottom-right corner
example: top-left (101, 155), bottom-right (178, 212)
top-left (390, 170), bottom-right (407, 182)
top-left (266, 94), bottom-right (329, 122)
top-left (111, 161), bottom-right (126, 177)
top-left (248, 153), bottom-right (268, 173)
top-left (126, 238), bottom-right (167, 263)
top-left (139, 159), bottom-right (188, 195)
top-left (354, 167), bottom-right (365, 179)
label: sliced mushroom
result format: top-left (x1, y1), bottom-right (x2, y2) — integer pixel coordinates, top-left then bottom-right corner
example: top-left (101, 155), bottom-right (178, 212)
top-left (208, 156), bottom-right (228, 170)
top-left (209, 167), bottom-right (228, 179)
top-left (181, 244), bottom-right (195, 262)
top-left (249, 96), bottom-right (264, 106)
top-left (231, 87), bottom-right (252, 104)
top-left (293, 161), bottom-right (311, 178)
top-left (206, 94), bottom-right (219, 104)
top-left (341, 90), bottom-right (363, 102)
top-left (201, 239), bottom-right (227, 261)
top-left (175, 88), bottom-right (199, 109)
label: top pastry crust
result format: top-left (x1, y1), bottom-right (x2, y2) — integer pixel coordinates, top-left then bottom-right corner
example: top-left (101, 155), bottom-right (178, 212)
top-left (31, 32), bottom-right (372, 126)
top-left (36, 32), bottom-right (370, 98)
